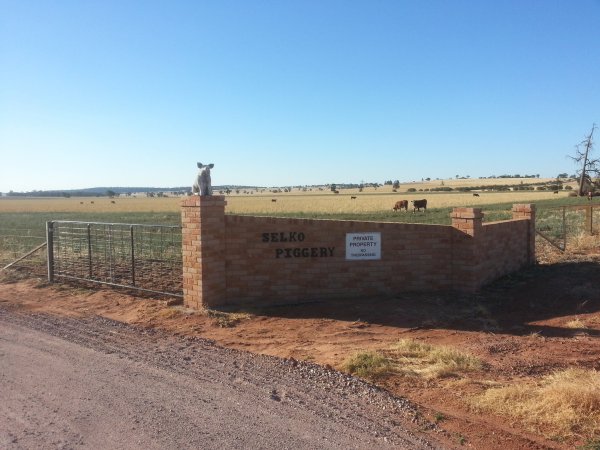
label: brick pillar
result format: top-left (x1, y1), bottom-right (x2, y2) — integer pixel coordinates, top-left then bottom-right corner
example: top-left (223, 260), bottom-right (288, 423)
top-left (450, 208), bottom-right (483, 293)
top-left (451, 207), bottom-right (483, 237)
top-left (512, 203), bottom-right (536, 264)
top-left (181, 195), bottom-right (227, 309)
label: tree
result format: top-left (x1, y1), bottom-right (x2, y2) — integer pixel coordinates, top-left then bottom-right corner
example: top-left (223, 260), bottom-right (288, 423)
top-left (392, 180), bottom-right (400, 189)
top-left (569, 124), bottom-right (598, 196)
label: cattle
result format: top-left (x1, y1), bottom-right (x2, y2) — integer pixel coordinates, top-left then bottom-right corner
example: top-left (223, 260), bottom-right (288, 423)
top-left (553, 191), bottom-right (559, 194)
top-left (393, 200), bottom-right (408, 211)
top-left (588, 191), bottom-right (594, 201)
top-left (350, 196), bottom-right (357, 200)
top-left (411, 199), bottom-right (427, 212)
top-left (192, 162), bottom-right (214, 196)
top-left (473, 193), bottom-right (480, 197)
top-left (271, 199), bottom-right (277, 202)
top-left (333, 190), bottom-right (339, 194)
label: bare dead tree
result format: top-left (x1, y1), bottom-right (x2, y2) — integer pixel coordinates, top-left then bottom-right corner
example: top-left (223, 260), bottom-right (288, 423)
top-left (569, 124), bottom-right (597, 196)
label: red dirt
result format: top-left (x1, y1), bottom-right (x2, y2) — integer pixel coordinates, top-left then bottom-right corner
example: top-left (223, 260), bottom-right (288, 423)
top-left (1, 239), bottom-right (599, 450)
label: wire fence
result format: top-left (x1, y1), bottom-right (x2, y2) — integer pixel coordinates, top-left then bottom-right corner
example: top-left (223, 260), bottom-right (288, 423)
top-left (47, 221), bottom-right (183, 297)
top-left (536, 205), bottom-right (600, 251)
top-left (0, 228), bottom-right (47, 275)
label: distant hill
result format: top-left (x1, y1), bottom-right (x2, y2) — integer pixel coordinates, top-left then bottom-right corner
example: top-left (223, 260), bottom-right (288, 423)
top-left (2, 176), bottom-right (577, 198)
top-left (4, 187), bottom-right (190, 197)
top-left (2, 185), bottom-right (270, 197)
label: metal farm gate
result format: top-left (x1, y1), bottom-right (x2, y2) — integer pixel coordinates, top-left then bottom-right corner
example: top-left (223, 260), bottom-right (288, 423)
top-left (536, 204), bottom-right (600, 251)
top-left (47, 221), bottom-right (183, 297)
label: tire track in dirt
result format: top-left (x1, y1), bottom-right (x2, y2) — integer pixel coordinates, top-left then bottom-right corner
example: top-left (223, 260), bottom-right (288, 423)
top-left (0, 304), bottom-right (451, 449)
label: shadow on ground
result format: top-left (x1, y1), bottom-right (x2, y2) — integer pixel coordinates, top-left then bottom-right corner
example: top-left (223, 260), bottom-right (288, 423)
top-left (237, 260), bottom-right (600, 338)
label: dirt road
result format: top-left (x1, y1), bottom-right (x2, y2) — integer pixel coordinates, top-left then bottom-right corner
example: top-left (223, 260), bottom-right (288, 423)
top-left (0, 305), bottom-right (447, 450)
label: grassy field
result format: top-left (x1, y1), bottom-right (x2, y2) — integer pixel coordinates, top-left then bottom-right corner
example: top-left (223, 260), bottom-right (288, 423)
top-left (225, 189), bottom-right (571, 215)
top-left (0, 186), bottom-right (592, 229)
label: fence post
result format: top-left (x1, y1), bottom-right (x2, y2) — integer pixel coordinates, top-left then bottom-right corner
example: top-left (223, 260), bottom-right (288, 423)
top-left (87, 224), bottom-right (93, 278)
top-left (130, 225), bottom-right (136, 286)
top-left (46, 221), bottom-right (54, 282)
top-left (585, 205), bottom-right (593, 235)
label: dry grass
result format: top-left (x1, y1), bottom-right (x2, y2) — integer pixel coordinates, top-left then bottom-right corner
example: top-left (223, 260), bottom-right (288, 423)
top-left (471, 368), bottom-right (600, 440)
top-left (343, 339), bottom-right (483, 380)
top-left (536, 231), bottom-right (600, 265)
top-left (225, 190), bottom-right (566, 214)
top-left (0, 177), bottom-right (568, 215)
top-left (342, 351), bottom-right (393, 379)
top-left (569, 232), bottom-right (600, 254)
top-left (398, 177), bottom-right (566, 190)
top-left (202, 309), bottom-right (252, 328)
top-left (155, 308), bottom-right (183, 320)
top-left (564, 318), bottom-right (587, 329)
top-left (389, 339), bottom-right (484, 379)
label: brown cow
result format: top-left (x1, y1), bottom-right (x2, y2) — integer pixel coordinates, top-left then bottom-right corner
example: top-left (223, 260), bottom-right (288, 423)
top-left (393, 200), bottom-right (408, 211)
top-left (411, 199), bottom-right (427, 212)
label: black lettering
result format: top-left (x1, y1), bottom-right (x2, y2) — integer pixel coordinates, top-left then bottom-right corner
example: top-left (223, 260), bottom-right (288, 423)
top-left (273, 245), bottom-right (335, 258)
top-left (262, 231), bottom-right (307, 243)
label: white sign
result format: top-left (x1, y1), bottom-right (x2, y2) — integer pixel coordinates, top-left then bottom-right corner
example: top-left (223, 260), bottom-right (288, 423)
top-left (345, 232), bottom-right (381, 260)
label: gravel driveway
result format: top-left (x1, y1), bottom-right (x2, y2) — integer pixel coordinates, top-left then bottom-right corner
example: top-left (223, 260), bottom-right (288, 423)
top-left (0, 305), bottom-right (446, 449)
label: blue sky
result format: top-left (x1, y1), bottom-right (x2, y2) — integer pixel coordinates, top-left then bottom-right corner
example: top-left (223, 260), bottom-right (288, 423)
top-left (1, 1), bottom-right (599, 192)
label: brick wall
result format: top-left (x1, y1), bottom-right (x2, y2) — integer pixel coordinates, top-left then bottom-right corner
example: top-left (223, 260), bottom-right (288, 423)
top-left (182, 196), bottom-right (535, 309)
